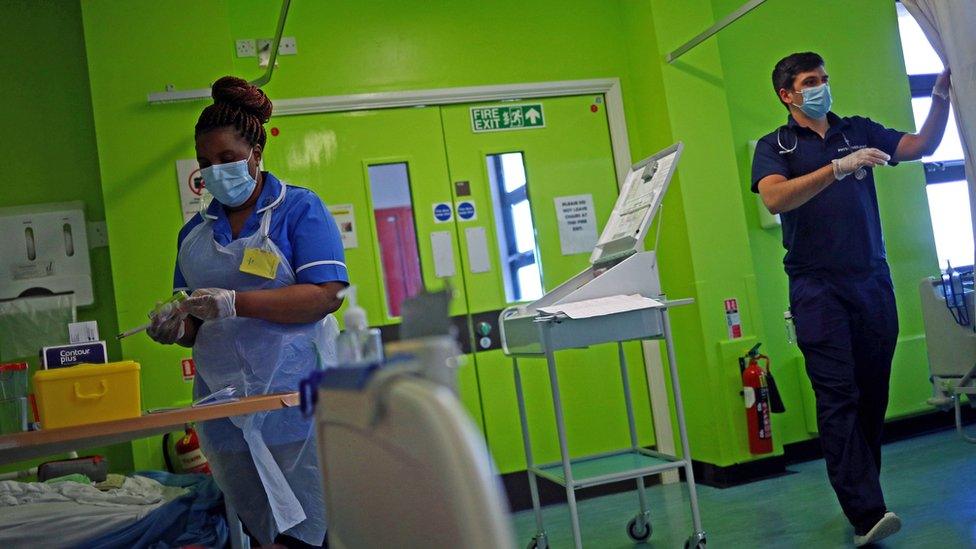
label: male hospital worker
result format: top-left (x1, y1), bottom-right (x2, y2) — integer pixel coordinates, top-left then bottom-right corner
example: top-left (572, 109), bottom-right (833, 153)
top-left (147, 76), bottom-right (347, 549)
top-left (752, 52), bottom-right (950, 546)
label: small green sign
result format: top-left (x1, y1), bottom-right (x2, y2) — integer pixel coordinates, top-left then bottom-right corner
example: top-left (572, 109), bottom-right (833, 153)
top-left (470, 104), bottom-right (545, 133)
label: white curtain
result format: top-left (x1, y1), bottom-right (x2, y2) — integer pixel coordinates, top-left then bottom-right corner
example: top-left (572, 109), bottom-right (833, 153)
top-left (901, 0), bottom-right (976, 261)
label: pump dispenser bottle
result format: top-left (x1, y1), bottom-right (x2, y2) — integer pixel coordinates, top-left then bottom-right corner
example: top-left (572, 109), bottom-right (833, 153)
top-left (334, 286), bottom-right (383, 365)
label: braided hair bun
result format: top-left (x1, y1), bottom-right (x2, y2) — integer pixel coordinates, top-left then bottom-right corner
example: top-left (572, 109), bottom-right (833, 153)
top-left (195, 76), bottom-right (273, 147)
top-left (211, 76), bottom-right (272, 122)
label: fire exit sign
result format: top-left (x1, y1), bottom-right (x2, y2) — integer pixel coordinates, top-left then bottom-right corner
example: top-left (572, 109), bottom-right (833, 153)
top-left (470, 104), bottom-right (545, 132)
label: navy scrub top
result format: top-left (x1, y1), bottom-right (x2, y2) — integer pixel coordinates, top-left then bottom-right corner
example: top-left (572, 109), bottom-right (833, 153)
top-left (751, 112), bottom-right (905, 278)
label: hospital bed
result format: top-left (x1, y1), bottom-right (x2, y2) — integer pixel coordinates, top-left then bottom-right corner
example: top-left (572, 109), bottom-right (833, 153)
top-left (0, 471), bottom-right (226, 548)
top-left (919, 274), bottom-right (976, 443)
top-left (0, 393), bottom-right (298, 547)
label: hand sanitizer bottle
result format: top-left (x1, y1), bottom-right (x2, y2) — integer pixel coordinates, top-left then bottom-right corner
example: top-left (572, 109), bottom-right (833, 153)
top-left (335, 286), bottom-right (384, 365)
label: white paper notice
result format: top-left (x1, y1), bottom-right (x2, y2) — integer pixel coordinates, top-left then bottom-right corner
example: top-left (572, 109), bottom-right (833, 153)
top-left (328, 204), bottom-right (358, 249)
top-left (538, 294), bottom-right (663, 319)
top-left (555, 194), bottom-right (598, 255)
top-left (430, 231), bottom-right (456, 278)
top-left (465, 227), bottom-right (491, 273)
top-left (69, 321), bottom-right (99, 343)
top-left (176, 159), bottom-right (208, 223)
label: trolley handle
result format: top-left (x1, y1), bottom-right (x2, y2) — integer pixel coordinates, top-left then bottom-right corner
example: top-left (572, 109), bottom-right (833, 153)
top-left (499, 306), bottom-right (522, 356)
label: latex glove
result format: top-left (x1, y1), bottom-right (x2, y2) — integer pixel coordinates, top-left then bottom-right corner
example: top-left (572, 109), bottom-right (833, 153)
top-left (146, 302), bottom-right (186, 344)
top-left (933, 68), bottom-right (951, 100)
top-left (184, 288), bottom-right (237, 321)
top-left (832, 148), bottom-right (890, 180)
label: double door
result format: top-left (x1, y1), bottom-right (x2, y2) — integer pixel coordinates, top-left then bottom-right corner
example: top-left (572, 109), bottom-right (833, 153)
top-left (264, 95), bottom-right (656, 473)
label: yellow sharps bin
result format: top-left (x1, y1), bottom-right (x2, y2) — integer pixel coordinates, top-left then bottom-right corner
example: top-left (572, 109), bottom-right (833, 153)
top-left (33, 361), bottom-right (141, 429)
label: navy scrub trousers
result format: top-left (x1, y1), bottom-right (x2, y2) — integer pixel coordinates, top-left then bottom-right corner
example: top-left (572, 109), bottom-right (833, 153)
top-left (751, 112), bottom-right (906, 532)
top-left (790, 272), bottom-right (898, 530)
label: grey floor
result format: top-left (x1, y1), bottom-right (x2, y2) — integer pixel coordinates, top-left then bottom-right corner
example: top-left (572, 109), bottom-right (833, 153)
top-left (512, 429), bottom-right (976, 548)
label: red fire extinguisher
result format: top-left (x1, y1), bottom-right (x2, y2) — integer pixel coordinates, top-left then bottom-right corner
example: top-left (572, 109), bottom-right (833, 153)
top-left (175, 424), bottom-right (211, 474)
top-left (740, 344), bottom-right (773, 455)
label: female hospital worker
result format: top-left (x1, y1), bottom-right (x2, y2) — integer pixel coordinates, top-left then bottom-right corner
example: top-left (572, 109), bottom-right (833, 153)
top-left (147, 76), bottom-right (347, 548)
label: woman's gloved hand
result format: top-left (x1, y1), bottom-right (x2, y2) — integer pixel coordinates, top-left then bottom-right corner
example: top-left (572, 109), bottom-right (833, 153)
top-left (831, 147), bottom-right (890, 180)
top-left (184, 288), bottom-right (237, 321)
top-left (146, 302), bottom-right (186, 344)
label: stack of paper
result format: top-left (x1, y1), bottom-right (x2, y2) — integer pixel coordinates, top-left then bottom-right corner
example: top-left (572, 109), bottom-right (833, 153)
top-left (538, 294), bottom-right (663, 319)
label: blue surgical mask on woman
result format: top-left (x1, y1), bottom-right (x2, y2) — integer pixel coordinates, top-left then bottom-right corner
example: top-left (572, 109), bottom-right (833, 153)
top-left (793, 83), bottom-right (832, 119)
top-left (202, 149), bottom-right (257, 207)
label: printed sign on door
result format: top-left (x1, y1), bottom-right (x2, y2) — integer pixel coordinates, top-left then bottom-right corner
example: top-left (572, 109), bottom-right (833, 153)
top-left (470, 104), bottom-right (545, 132)
top-left (328, 204), bottom-right (358, 249)
top-left (554, 194), bottom-right (598, 255)
top-left (433, 203), bottom-right (453, 223)
top-left (455, 200), bottom-right (477, 221)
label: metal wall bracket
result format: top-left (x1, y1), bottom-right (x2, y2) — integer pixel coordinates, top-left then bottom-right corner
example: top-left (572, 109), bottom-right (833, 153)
top-left (147, 0), bottom-right (291, 104)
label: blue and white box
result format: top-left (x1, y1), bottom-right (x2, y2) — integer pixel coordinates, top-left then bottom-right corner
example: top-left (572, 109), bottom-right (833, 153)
top-left (41, 341), bottom-right (108, 369)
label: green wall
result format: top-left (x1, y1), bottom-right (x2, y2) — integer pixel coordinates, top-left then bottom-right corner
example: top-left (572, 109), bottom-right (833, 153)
top-left (607, 0), bottom-right (937, 464)
top-left (75, 0), bottom-right (943, 470)
top-left (80, 0), bottom-right (680, 468)
top-left (709, 0), bottom-right (938, 445)
top-left (0, 0), bottom-right (131, 475)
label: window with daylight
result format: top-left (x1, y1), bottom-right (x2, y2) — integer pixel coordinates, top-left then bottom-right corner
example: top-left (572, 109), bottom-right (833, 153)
top-left (896, 2), bottom-right (972, 270)
top-left (486, 152), bottom-right (544, 302)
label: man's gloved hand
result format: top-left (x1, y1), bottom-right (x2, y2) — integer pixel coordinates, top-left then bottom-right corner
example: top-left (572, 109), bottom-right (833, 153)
top-left (183, 288), bottom-right (237, 321)
top-left (832, 148), bottom-right (890, 180)
top-left (933, 68), bottom-right (951, 100)
top-left (146, 302), bottom-right (186, 344)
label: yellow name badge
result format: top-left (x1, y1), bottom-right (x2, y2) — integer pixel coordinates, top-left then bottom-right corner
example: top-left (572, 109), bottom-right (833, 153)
top-left (240, 248), bottom-right (280, 279)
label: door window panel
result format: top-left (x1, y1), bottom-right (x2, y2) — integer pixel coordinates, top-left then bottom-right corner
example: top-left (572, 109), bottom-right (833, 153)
top-left (487, 152), bottom-right (543, 302)
top-left (367, 163), bottom-right (423, 317)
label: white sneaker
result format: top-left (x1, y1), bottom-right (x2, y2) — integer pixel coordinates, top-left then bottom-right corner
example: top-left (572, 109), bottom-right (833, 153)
top-left (853, 512), bottom-right (902, 547)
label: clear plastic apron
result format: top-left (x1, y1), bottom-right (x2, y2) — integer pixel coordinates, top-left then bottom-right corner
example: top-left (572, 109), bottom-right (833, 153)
top-left (177, 185), bottom-right (337, 545)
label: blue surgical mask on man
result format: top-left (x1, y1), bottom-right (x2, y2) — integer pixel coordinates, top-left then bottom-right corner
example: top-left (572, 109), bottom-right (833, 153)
top-left (793, 83), bottom-right (832, 119)
top-left (202, 149), bottom-right (257, 207)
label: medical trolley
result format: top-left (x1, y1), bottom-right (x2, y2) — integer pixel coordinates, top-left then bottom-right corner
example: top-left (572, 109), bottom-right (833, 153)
top-left (500, 143), bottom-right (705, 548)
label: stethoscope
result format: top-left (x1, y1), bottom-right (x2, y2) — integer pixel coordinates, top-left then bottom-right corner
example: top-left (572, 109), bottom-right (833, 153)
top-left (776, 126), bottom-right (867, 180)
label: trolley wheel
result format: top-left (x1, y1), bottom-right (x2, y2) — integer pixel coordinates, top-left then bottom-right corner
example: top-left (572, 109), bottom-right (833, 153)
top-left (527, 533), bottom-right (549, 549)
top-left (627, 515), bottom-right (652, 542)
top-left (684, 533), bottom-right (706, 549)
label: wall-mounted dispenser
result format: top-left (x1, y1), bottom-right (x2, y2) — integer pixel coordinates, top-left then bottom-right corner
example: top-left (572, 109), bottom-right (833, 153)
top-left (0, 202), bottom-right (93, 306)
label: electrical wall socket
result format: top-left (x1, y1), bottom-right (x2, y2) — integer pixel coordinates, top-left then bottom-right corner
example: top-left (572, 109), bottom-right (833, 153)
top-left (278, 36), bottom-right (297, 55)
top-left (235, 39), bottom-right (256, 58)
top-left (256, 37), bottom-right (297, 56)
top-left (86, 221), bottom-right (108, 249)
